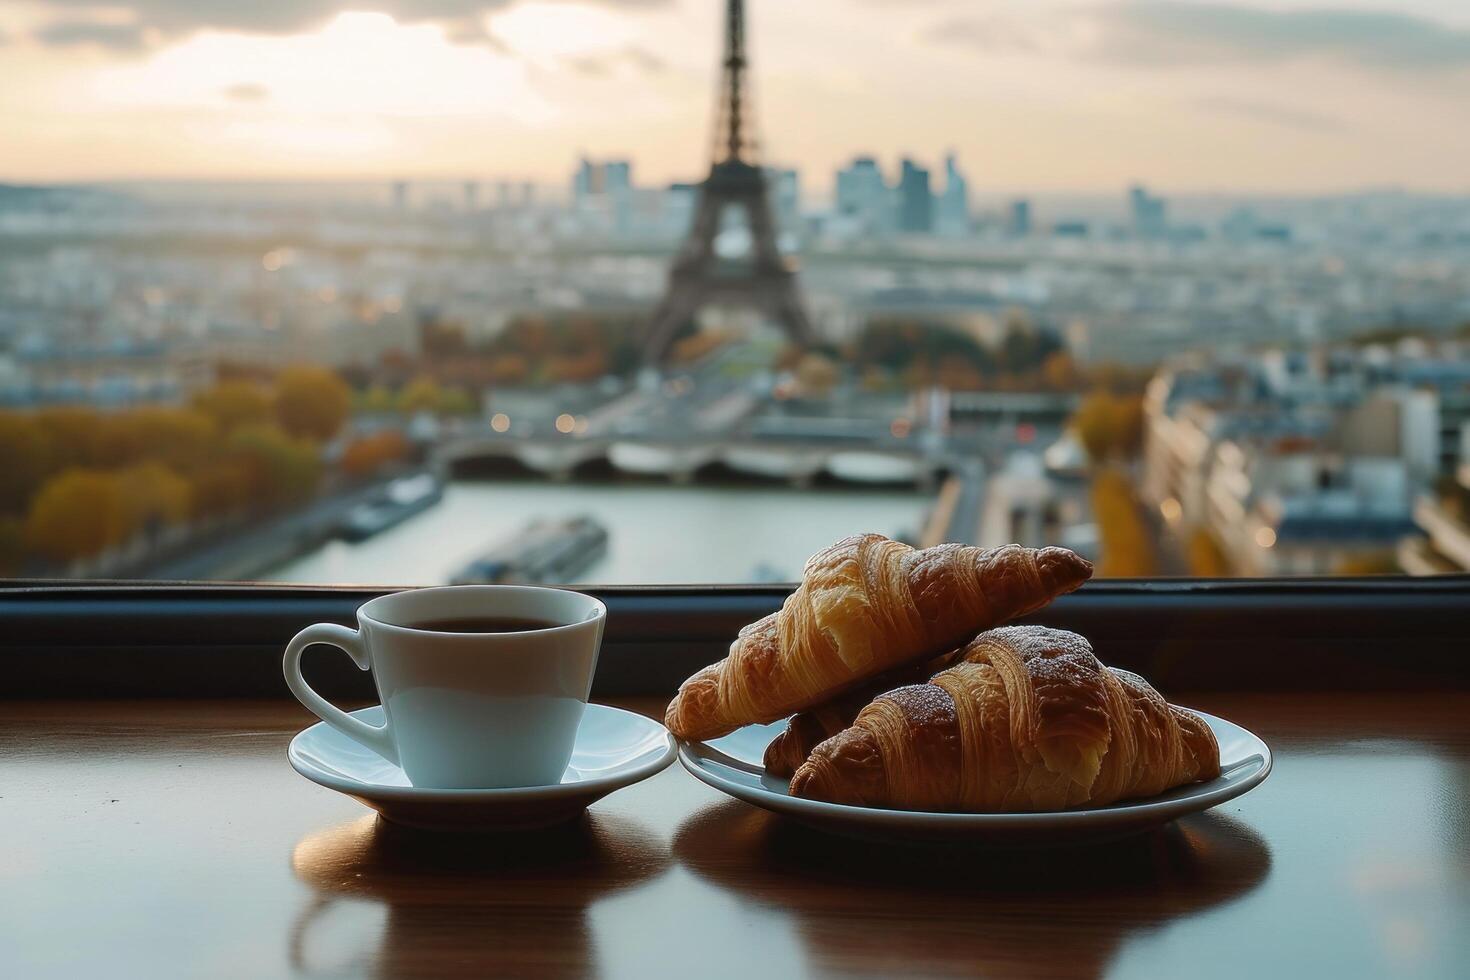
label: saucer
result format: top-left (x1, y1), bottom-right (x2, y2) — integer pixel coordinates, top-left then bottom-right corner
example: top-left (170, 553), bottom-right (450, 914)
top-left (677, 710), bottom-right (1271, 844)
top-left (289, 704), bottom-right (676, 832)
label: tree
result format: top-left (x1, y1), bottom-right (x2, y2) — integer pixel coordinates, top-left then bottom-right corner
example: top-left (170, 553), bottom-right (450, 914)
top-left (229, 424), bottom-right (322, 507)
top-left (192, 381), bottom-right (274, 434)
top-left (189, 460), bottom-right (255, 520)
top-left (0, 413), bottom-right (53, 515)
top-left (1072, 392), bottom-right (1146, 465)
top-left (396, 376), bottom-right (444, 416)
top-left (1041, 351), bottom-right (1078, 391)
top-left (274, 365), bottom-right (350, 441)
top-left (0, 516), bottom-right (23, 575)
top-left (1187, 527), bottom-right (1232, 577)
top-left (33, 406), bottom-right (107, 470)
top-left (116, 463), bottom-right (192, 540)
top-left (102, 407), bottom-right (218, 472)
top-left (25, 470), bottom-right (128, 563)
top-left (1091, 469), bottom-right (1158, 578)
top-left (795, 353), bottom-right (840, 395)
top-left (437, 388), bottom-right (478, 416)
top-left (341, 430), bottom-right (410, 478)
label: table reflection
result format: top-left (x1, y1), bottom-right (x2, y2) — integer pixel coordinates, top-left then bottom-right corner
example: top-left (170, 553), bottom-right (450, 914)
top-left (673, 803), bottom-right (1271, 979)
top-left (289, 812), bottom-right (669, 979)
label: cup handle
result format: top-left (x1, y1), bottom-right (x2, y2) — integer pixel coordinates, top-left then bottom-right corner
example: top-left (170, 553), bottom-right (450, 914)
top-left (283, 623), bottom-right (398, 767)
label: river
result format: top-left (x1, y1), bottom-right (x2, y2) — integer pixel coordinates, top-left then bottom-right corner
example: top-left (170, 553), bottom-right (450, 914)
top-left (265, 478), bottom-right (928, 586)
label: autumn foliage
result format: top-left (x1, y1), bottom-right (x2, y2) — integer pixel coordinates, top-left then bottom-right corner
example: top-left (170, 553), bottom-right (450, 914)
top-left (1091, 468), bottom-right (1158, 578)
top-left (0, 364), bottom-right (357, 570)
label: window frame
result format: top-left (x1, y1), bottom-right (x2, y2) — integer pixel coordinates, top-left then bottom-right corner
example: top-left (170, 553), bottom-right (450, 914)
top-left (2, 576), bottom-right (1467, 698)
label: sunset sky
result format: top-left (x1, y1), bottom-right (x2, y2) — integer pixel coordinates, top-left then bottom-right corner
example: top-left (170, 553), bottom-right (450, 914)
top-left (1, 0), bottom-right (1468, 193)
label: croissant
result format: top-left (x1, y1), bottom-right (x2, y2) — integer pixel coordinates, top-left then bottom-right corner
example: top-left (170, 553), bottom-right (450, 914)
top-left (763, 650), bottom-right (957, 777)
top-left (665, 534), bottom-right (1092, 741)
top-left (789, 626), bottom-right (1220, 812)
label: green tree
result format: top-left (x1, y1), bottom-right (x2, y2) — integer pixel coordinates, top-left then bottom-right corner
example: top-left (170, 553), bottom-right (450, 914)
top-left (229, 424), bottom-right (322, 507)
top-left (396, 376), bottom-right (444, 416)
top-left (25, 469), bottom-right (128, 563)
top-left (437, 387), bottom-right (478, 416)
top-left (0, 413), bottom-right (53, 514)
top-left (274, 366), bottom-right (351, 441)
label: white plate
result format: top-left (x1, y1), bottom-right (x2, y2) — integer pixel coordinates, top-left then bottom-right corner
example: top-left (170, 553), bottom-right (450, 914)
top-left (677, 710), bottom-right (1272, 844)
top-left (290, 703), bottom-right (676, 832)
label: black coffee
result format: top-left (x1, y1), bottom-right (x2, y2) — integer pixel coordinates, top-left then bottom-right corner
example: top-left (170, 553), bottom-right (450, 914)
top-left (409, 616), bottom-right (559, 634)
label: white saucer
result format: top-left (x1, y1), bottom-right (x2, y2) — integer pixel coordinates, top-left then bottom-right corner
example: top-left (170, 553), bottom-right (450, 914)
top-left (678, 710), bottom-right (1271, 844)
top-left (290, 703), bottom-right (676, 832)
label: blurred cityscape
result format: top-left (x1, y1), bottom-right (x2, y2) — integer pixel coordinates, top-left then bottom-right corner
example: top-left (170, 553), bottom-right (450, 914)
top-left (2, 166), bottom-right (1469, 584)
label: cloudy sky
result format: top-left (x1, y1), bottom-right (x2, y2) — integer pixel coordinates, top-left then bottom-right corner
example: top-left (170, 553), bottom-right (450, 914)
top-left (1, 0), bottom-right (1468, 193)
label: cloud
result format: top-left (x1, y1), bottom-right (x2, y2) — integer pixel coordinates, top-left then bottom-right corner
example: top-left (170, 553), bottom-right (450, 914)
top-left (28, 0), bottom-right (671, 51)
top-left (1093, 3), bottom-right (1470, 72)
top-left (564, 44), bottom-right (666, 77)
top-left (1194, 96), bottom-right (1345, 132)
top-left (921, 15), bottom-right (1045, 54)
top-left (34, 20), bottom-right (149, 51)
top-left (221, 82), bottom-right (270, 102)
top-left (929, 3), bottom-right (1470, 75)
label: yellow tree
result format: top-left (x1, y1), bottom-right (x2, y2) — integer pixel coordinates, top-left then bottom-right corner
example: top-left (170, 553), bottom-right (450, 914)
top-left (229, 424), bottom-right (323, 506)
top-left (0, 413), bottom-right (53, 514)
top-left (33, 406), bottom-right (107, 469)
top-left (396, 376), bottom-right (444, 416)
top-left (116, 462), bottom-right (192, 540)
top-left (25, 470), bottom-right (129, 563)
top-left (0, 516), bottom-right (23, 575)
top-left (192, 381), bottom-right (274, 434)
top-left (275, 365), bottom-right (351, 441)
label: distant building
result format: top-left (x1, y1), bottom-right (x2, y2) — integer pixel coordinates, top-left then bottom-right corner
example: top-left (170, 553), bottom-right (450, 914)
top-left (463, 181), bottom-right (479, 212)
top-left (834, 156), bottom-right (889, 233)
top-left (897, 158), bottom-right (933, 234)
top-left (1052, 220), bottom-right (1090, 238)
top-left (935, 153), bottom-right (969, 237)
top-left (1141, 348), bottom-right (1462, 576)
top-left (391, 180), bottom-right (409, 212)
top-left (765, 167), bottom-right (800, 236)
top-left (572, 158), bottom-right (634, 235)
top-left (1008, 199), bottom-right (1032, 238)
top-left (1129, 184), bottom-right (1168, 239)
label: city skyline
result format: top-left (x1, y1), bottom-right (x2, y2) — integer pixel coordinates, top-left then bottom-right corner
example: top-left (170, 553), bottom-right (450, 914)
top-left (2, 0), bottom-right (1470, 193)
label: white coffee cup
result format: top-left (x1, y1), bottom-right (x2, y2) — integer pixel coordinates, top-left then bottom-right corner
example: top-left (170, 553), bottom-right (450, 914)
top-left (283, 585), bottom-right (606, 789)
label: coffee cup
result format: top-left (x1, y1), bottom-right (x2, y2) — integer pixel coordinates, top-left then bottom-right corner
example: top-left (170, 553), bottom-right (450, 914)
top-left (283, 585), bottom-right (605, 789)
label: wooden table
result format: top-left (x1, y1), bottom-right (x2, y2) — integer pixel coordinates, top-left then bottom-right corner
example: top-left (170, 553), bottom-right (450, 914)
top-left (3, 694), bottom-right (1467, 979)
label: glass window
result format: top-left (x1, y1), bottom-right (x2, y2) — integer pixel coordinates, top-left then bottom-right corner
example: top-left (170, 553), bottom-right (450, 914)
top-left (1, 1), bottom-right (1467, 586)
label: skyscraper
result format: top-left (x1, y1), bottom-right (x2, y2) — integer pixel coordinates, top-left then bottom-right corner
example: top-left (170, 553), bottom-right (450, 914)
top-left (1129, 184), bottom-right (1168, 239)
top-left (766, 167), bottom-right (800, 235)
top-left (835, 156), bottom-right (888, 233)
top-left (898, 158), bottom-right (933, 234)
top-left (1009, 199), bottom-right (1033, 237)
top-left (936, 153), bottom-right (970, 237)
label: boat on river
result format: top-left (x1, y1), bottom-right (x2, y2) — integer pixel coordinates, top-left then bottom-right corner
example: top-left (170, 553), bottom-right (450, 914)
top-left (338, 473), bottom-right (444, 542)
top-left (450, 516), bottom-right (608, 585)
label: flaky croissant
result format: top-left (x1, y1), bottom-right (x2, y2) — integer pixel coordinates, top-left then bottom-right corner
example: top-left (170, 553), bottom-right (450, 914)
top-left (665, 535), bottom-right (1092, 741)
top-left (763, 650), bottom-right (958, 777)
top-left (789, 626), bottom-right (1220, 812)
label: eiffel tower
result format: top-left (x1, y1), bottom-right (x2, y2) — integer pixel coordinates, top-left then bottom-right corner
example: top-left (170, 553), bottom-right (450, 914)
top-left (643, 0), bottom-right (814, 364)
